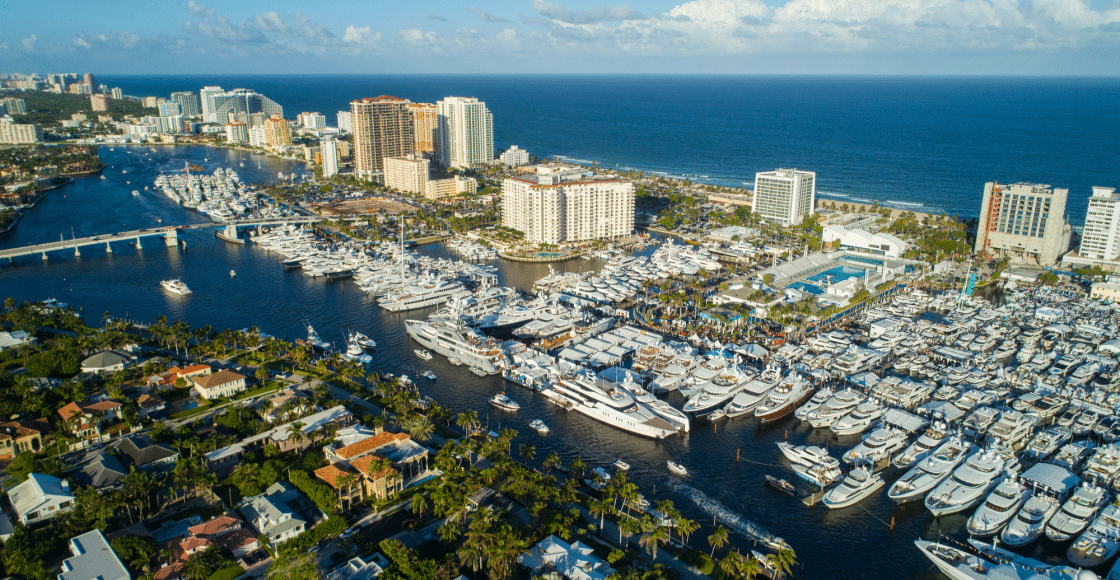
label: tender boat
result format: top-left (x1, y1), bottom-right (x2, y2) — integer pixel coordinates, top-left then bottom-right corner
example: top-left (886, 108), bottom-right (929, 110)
top-left (470, 366), bottom-right (488, 377)
top-left (766, 475), bottom-right (797, 496)
top-left (822, 467), bottom-right (884, 509)
top-left (415, 349), bottom-right (433, 360)
top-left (422, 370), bottom-right (437, 380)
top-left (667, 461), bottom-right (689, 476)
top-left (159, 279), bottom-right (191, 295)
top-left (447, 357), bottom-right (462, 366)
top-left (614, 460), bottom-right (630, 471)
top-left (966, 477), bottom-right (1031, 537)
top-left (489, 393), bottom-right (520, 411)
top-left (529, 419), bottom-right (550, 434)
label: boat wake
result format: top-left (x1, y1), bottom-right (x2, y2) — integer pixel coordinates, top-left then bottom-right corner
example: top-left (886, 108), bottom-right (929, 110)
top-left (668, 480), bottom-right (775, 543)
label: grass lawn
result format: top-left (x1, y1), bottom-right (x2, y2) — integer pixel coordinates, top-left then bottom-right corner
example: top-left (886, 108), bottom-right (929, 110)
top-left (205, 564), bottom-right (246, 580)
top-left (171, 401), bottom-right (212, 419)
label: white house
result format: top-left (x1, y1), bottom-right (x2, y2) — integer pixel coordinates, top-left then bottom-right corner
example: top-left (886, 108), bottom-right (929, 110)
top-left (80, 350), bottom-right (131, 373)
top-left (239, 482), bottom-right (308, 545)
top-left (191, 369), bottom-right (247, 400)
top-left (518, 535), bottom-right (614, 580)
top-left (58, 529), bottom-right (130, 580)
top-left (0, 331), bottom-right (36, 351)
top-left (8, 473), bottom-right (75, 524)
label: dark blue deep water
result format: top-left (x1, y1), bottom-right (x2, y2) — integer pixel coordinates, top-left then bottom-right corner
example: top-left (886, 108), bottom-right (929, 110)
top-left (5, 76), bottom-right (1120, 579)
top-left (102, 75), bottom-right (1120, 224)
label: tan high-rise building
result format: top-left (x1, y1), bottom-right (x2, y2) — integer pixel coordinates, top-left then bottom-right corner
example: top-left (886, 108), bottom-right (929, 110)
top-left (263, 114), bottom-right (291, 150)
top-left (351, 96), bottom-right (414, 181)
top-left (90, 94), bottom-right (109, 112)
top-left (384, 154), bottom-right (430, 195)
top-left (408, 103), bottom-right (438, 154)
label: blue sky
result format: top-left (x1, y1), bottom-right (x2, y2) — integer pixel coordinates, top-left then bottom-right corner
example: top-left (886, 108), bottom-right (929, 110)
top-left (3, 0), bottom-right (1120, 74)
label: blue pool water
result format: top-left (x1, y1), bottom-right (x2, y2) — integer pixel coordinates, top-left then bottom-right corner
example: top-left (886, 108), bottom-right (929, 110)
top-left (841, 254), bottom-right (886, 266)
top-left (807, 265), bottom-right (867, 284)
top-left (787, 282), bottom-right (824, 295)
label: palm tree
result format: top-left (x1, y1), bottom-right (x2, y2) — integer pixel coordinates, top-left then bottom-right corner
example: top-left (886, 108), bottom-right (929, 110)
top-left (406, 416), bottom-right (435, 442)
top-left (676, 517), bottom-right (699, 548)
top-left (456, 410), bottom-right (479, 437)
top-left (518, 443), bottom-right (535, 461)
top-left (768, 547), bottom-right (797, 577)
top-left (589, 498), bottom-right (613, 531)
top-left (286, 421), bottom-right (307, 451)
top-left (639, 525), bottom-right (669, 559)
top-left (709, 525), bottom-right (729, 558)
top-left (741, 554), bottom-right (762, 580)
top-left (542, 452), bottom-right (561, 471)
top-left (719, 551), bottom-right (743, 580)
top-left (411, 492), bottom-right (429, 517)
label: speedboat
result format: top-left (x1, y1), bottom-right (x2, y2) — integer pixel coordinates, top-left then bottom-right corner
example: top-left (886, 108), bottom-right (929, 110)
top-left (489, 393), bottom-right (519, 411)
top-left (1046, 483), bottom-right (1109, 541)
top-left (415, 349), bottom-right (433, 360)
top-left (889, 438), bottom-right (974, 504)
top-left (667, 461), bottom-right (688, 476)
top-left (422, 370), bottom-right (437, 380)
top-left (830, 401), bottom-right (884, 436)
top-left (966, 478), bottom-right (1030, 537)
top-left (354, 332), bottom-right (377, 349)
top-left (822, 467), bottom-right (884, 509)
top-left (160, 279), bottom-right (191, 295)
top-left (1069, 504), bottom-right (1120, 568)
top-left (614, 460), bottom-right (630, 471)
top-left (529, 419), bottom-right (549, 434)
top-left (842, 427), bottom-right (908, 466)
top-left (766, 475), bottom-right (797, 495)
top-left (230, 269), bottom-right (236, 277)
top-left (924, 448), bottom-right (1015, 516)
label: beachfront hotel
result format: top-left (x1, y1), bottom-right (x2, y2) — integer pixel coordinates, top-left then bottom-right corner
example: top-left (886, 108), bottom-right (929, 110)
top-left (502, 168), bottom-right (634, 244)
top-left (752, 168), bottom-right (816, 227)
top-left (974, 181), bottom-right (1072, 266)
top-left (436, 96), bottom-right (493, 169)
top-left (351, 96), bottom-right (415, 182)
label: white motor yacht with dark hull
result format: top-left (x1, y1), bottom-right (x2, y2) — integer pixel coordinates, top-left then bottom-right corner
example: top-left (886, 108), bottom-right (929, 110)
top-left (405, 319), bottom-right (505, 374)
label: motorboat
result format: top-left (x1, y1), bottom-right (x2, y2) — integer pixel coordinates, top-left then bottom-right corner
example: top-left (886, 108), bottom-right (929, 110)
top-left (822, 467), bottom-right (884, 509)
top-left (343, 333), bottom-right (373, 364)
top-left (1046, 483), bottom-right (1109, 541)
top-left (966, 477), bottom-right (1030, 537)
top-left (470, 366), bottom-right (488, 377)
top-left (842, 427), bottom-right (908, 465)
top-left (888, 438), bottom-right (973, 504)
top-left (1053, 440), bottom-right (1095, 472)
top-left (924, 448), bottom-right (1015, 516)
top-left (794, 388), bottom-right (833, 421)
top-left (230, 269), bottom-right (236, 277)
top-left (755, 375), bottom-right (815, 423)
top-left (160, 279), bottom-right (191, 295)
top-left (766, 475), bottom-right (797, 495)
top-left (894, 423), bottom-right (951, 470)
top-left (422, 370), bottom-right (437, 380)
top-left (1068, 503), bottom-right (1120, 568)
top-left (585, 466), bottom-right (612, 490)
top-left (830, 401), bottom-right (884, 436)
top-left (804, 388), bottom-right (864, 428)
top-left (614, 460), bottom-right (630, 471)
top-left (303, 324), bottom-right (331, 350)
top-left (415, 349), bottom-right (433, 360)
top-left (529, 419), bottom-right (550, 434)
top-left (1023, 426), bottom-right (1071, 462)
top-left (962, 406), bottom-right (1000, 440)
top-left (489, 393), bottom-right (520, 411)
top-left (777, 442), bottom-right (834, 467)
top-left (1000, 463), bottom-right (1080, 547)
top-left (667, 461), bottom-right (688, 476)
top-left (791, 456), bottom-right (844, 488)
top-left (353, 332), bottom-right (377, 349)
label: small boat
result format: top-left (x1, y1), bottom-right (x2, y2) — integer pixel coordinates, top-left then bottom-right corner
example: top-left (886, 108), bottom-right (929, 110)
top-left (131, 190), bottom-right (140, 196)
top-left (422, 370), bottom-right (437, 380)
top-left (469, 366), bottom-right (488, 377)
top-left (229, 269), bottom-right (236, 277)
top-left (490, 393), bottom-right (520, 411)
top-left (667, 461), bottom-right (689, 476)
top-left (354, 333), bottom-right (377, 349)
top-left (822, 467), bottom-right (885, 509)
top-left (766, 475), bottom-right (797, 496)
top-left (415, 349), bottom-right (433, 360)
top-left (448, 357), bottom-right (463, 366)
top-left (122, 169), bottom-right (128, 174)
top-left (614, 460), bottom-right (630, 471)
top-left (160, 279), bottom-right (191, 295)
top-left (708, 409), bottom-right (726, 421)
top-left (100, 175), bottom-right (106, 180)
top-left (530, 419), bottom-right (550, 434)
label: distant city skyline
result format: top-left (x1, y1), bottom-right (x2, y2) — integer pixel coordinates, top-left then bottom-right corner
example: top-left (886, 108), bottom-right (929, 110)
top-left (3, 0), bottom-right (1120, 75)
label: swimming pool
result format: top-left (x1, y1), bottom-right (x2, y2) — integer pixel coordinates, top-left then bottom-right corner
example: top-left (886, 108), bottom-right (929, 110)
top-left (788, 282), bottom-right (825, 295)
top-left (807, 265), bottom-right (867, 284)
top-left (842, 254), bottom-right (885, 267)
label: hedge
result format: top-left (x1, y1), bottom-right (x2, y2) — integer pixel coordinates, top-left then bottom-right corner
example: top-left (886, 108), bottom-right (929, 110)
top-left (278, 515), bottom-right (348, 554)
top-left (288, 469), bottom-right (338, 515)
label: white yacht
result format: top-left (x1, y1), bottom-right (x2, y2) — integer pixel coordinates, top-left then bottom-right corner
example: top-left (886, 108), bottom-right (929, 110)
top-left (1023, 426), bottom-right (1071, 462)
top-left (889, 438), bottom-right (974, 504)
top-left (925, 448), bottom-right (1015, 516)
top-left (791, 456), bottom-right (844, 488)
top-left (1069, 503), bottom-right (1120, 568)
top-left (794, 388), bottom-right (833, 421)
top-left (842, 427), bottom-right (908, 465)
top-left (1000, 463), bottom-right (1079, 548)
top-left (720, 370), bottom-right (780, 417)
top-left (160, 279), bottom-right (191, 295)
top-left (821, 467), bottom-right (884, 509)
top-left (966, 477), bottom-right (1030, 537)
top-left (303, 324), bottom-right (331, 350)
top-left (489, 393), bottom-right (520, 411)
top-left (681, 366), bottom-right (754, 417)
top-left (894, 423), bottom-right (951, 470)
top-left (830, 401), bottom-right (884, 436)
top-left (405, 319), bottom-right (505, 374)
top-left (544, 368), bottom-right (679, 439)
top-left (805, 388), bottom-right (865, 428)
top-left (343, 333), bottom-right (373, 364)
top-left (915, 539), bottom-right (1080, 580)
top-left (1046, 483), bottom-right (1109, 541)
top-left (984, 410), bottom-right (1038, 451)
top-left (379, 277), bottom-right (468, 312)
top-left (776, 442), bottom-right (834, 468)
top-left (962, 406), bottom-right (1000, 440)
top-left (1083, 443), bottom-right (1120, 488)
top-left (1075, 408), bottom-right (1105, 437)
top-left (1053, 440), bottom-right (1095, 472)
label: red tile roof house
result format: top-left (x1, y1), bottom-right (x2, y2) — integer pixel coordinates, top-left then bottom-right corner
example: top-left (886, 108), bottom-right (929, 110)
top-left (315, 430), bottom-right (429, 505)
top-left (149, 365), bottom-right (211, 390)
top-left (57, 399), bottom-right (124, 448)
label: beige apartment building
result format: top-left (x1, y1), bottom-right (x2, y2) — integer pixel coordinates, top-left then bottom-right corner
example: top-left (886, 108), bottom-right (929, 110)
top-left (408, 103), bottom-right (438, 154)
top-left (351, 96), bottom-right (414, 181)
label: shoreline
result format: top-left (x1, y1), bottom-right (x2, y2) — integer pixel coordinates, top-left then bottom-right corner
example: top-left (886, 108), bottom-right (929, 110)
top-left (815, 199), bottom-right (941, 221)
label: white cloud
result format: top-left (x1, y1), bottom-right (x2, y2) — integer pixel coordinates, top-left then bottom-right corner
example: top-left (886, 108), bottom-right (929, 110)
top-left (73, 36), bottom-right (92, 49)
top-left (344, 25), bottom-right (381, 46)
top-left (21, 34), bottom-right (37, 52)
top-left (496, 28), bottom-right (522, 49)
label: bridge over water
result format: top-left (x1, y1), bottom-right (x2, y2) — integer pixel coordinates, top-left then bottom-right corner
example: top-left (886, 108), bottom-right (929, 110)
top-left (0, 216), bottom-right (326, 263)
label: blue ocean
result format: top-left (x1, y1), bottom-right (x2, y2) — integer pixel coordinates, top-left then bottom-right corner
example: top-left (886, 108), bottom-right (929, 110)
top-left (101, 75), bottom-right (1120, 226)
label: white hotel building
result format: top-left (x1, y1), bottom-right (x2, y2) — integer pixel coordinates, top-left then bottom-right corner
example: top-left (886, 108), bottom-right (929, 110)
top-left (1078, 187), bottom-right (1120, 262)
top-left (436, 96), bottom-right (493, 169)
top-left (752, 168), bottom-right (816, 227)
top-left (502, 171), bottom-right (634, 244)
